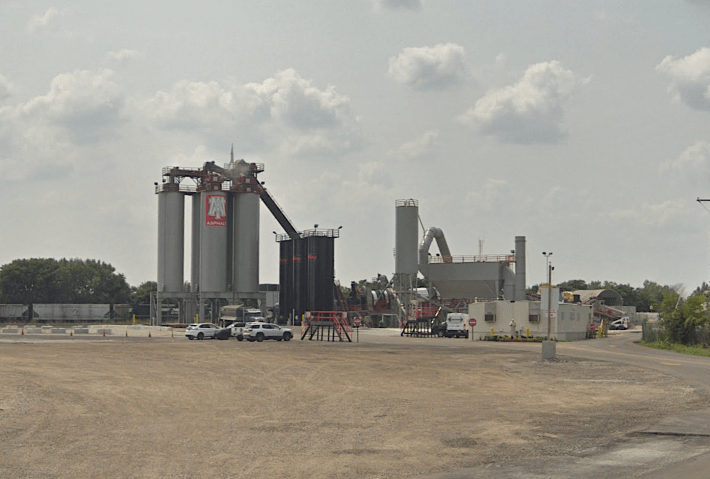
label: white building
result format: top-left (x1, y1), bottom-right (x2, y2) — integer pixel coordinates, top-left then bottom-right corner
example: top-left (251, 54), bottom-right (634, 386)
top-left (468, 300), bottom-right (593, 341)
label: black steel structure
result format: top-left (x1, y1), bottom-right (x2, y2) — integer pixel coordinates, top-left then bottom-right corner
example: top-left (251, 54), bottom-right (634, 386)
top-left (276, 229), bottom-right (339, 324)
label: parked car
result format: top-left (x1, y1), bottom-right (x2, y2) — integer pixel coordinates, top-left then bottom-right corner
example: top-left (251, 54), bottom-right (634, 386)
top-left (214, 327), bottom-right (231, 340)
top-left (243, 322), bottom-right (293, 342)
top-left (185, 323), bottom-right (229, 340)
top-left (229, 322), bottom-right (247, 341)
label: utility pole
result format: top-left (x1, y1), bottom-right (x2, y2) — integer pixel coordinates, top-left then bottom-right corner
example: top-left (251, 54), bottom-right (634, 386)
top-left (543, 252), bottom-right (553, 339)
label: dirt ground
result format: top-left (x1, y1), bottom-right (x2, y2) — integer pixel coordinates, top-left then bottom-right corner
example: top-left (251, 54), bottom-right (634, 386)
top-left (0, 330), bottom-right (707, 479)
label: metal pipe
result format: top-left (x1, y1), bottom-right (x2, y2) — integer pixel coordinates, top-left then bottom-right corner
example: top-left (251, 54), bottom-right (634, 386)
top-left (418, 227), bottom-right (452, 265)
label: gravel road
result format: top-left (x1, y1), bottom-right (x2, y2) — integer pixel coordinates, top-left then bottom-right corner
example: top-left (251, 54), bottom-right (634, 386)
top-left (0, 329), bottom-right (706, 478)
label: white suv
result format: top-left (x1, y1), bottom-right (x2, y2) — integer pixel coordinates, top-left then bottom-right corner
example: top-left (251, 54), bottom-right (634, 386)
top-left (244, 323), bottom-right (293, 342)
top-left (185, 323), bottom-right (220, 340)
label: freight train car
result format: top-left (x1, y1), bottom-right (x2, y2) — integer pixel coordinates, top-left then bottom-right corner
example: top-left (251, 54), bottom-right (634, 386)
top-left (0, 304), bottom-right (28, 322)
top-left (0, 304), bottom-right (132, 323)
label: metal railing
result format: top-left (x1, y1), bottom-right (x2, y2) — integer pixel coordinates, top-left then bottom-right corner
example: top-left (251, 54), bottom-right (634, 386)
top-left (154, 183), bottom-right (195, 193)
top-left (428, 254), bottom-right (515, 264)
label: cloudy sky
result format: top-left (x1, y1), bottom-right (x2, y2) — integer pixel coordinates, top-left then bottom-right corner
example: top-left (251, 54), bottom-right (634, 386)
top-left (2, 0), bottom-right (710, 292)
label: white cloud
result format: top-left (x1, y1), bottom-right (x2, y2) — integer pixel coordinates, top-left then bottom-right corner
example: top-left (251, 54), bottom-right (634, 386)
top-left (0, 105), bottom-right (77, 183)
top-left (0, 74), bottom-right (14, 101)
top-left (465, 178), bottom-right (512, 211)
top-left (145, 68), bottom-right (360, 156)
top-left (358, 161), bottom-right (392, 187)
top-left (661, 141), bottom-right (710, 186)
top-left (608, 200), bottom-right (691, 229)
top-left (460, 61), bottom-right (579, 144)
top-left (375, 0), bottom-right (422, 11)
top-left (27, 7), bottom-right (61, 33)
top-left (387, 43), bottom-right (468, 90)
top-left (657, 47), bottom-right (710, 111)
top-left (107, 49), bottom-right (145, 63)
top-left (19, 69), bottom-right (126, 144)
top-left (389, 129), bottom-right (440, 161)
top-left (0, 69), bottom-right (129, 183)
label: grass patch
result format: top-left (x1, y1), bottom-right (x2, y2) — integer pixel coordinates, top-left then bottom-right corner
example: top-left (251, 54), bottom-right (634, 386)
top-left (640, 340), bottom-right (710, 358)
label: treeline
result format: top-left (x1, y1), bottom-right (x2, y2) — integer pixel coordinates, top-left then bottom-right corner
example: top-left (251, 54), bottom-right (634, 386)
top-left (0, 258), bottom-right (156, 305)
top-left (531, 279), bottom-right (683, 312)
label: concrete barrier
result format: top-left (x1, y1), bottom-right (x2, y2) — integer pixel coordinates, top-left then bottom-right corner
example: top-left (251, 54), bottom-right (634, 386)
top-left (2, 329), bottom-right (19, 334)
top-left (96, 329), bottom-right (112, 335)
top-left (73, 328), bottom-right (89, 334)
top-left (26, 328), bottom-right (43, 334)
top-left (51, 328), bottom-right (67, 334)
top-left (542, 341), bottom-right (557, 360)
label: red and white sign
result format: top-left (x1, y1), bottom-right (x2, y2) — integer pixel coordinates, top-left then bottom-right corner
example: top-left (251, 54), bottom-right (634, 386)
top-left (205, 194), bottom-right (227, 227)
top-left (353, 318), bottom-right (362, 327)
top-left (469, 318), bottom-right (477, 327)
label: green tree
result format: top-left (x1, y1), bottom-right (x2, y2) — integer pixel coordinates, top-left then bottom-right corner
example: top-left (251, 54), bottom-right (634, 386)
top-left (132, 281), bottom-right (157, 304)
top-left (0, 258), bottom-right (131, 304)
top-left (657, 291), bottom-right (707, 345)
top-left (0, 258), bottom-right (60, 303)
top-left (556, 279), bottom-right (588, 292)
top-left (635, 281), bottom-right (674, 312)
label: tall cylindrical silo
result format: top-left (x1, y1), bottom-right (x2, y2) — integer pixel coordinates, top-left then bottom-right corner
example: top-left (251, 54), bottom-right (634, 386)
top-left (278, 239), bottom-right (293, 323)
top-left (199, 189), bottom-right (228, 293)
top-left (395, 199), bottom-right (419, 276)
top-left (306, 234), bottom-right (335, 312)
top-left (157, 184), bottom-right (184, 293)
top-left (515, 236), bottom-right (526, 301)
top-left (292, 238), bottom-right (306, 320)
top-left (232, 192), bottom-right (260, 293)
top-left (191, 194), bottom-right (201, 292)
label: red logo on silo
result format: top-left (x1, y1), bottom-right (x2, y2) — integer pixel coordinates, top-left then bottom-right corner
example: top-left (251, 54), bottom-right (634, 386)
top-left (205, 194), bottom-right (227, 227)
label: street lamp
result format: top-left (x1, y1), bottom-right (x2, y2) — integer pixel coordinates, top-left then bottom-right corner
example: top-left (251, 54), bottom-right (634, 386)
top-left (542, 252), bottom-right (553, 339)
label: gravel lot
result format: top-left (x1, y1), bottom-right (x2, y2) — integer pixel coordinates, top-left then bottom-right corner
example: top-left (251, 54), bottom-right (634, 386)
top-left (0, 328), bottom-right (707, 478)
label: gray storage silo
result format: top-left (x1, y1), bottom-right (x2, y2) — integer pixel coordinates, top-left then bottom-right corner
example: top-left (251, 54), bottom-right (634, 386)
top-left (157, 183), bottom-right (184, 293)
top-left (199, 189), bottom-right (229, 293)
top-left (515, 236), bottom-right (526, 301)
top-left (395, 199), bottom-right (419, 276)
top-left (232, 190), bottom-right (260, 293)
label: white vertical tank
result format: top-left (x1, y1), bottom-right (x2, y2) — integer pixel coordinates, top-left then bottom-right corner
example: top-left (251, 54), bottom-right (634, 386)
top-left (232, 192), bottom-right (260, 293)
top-left (190, 194), bottom-right (201, 292)
top-left (395, 199), bottom-right (419, 276)
top-left (157, 185), bottom-right (184, 293)
top-left (199, 189), bottom-right (228, 292)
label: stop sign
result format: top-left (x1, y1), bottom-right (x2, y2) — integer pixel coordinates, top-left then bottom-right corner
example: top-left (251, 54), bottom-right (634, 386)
top-left (353, 318), bottom-right (362, 327)
top-left (469, 318), bottom-right (477, 327)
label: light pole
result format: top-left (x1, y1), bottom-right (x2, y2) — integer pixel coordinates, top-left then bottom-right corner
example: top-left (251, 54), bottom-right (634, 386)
top-left (542, 252), bottom-right (553, 339)
top-left (697, 198), bottom-right (710, 326)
